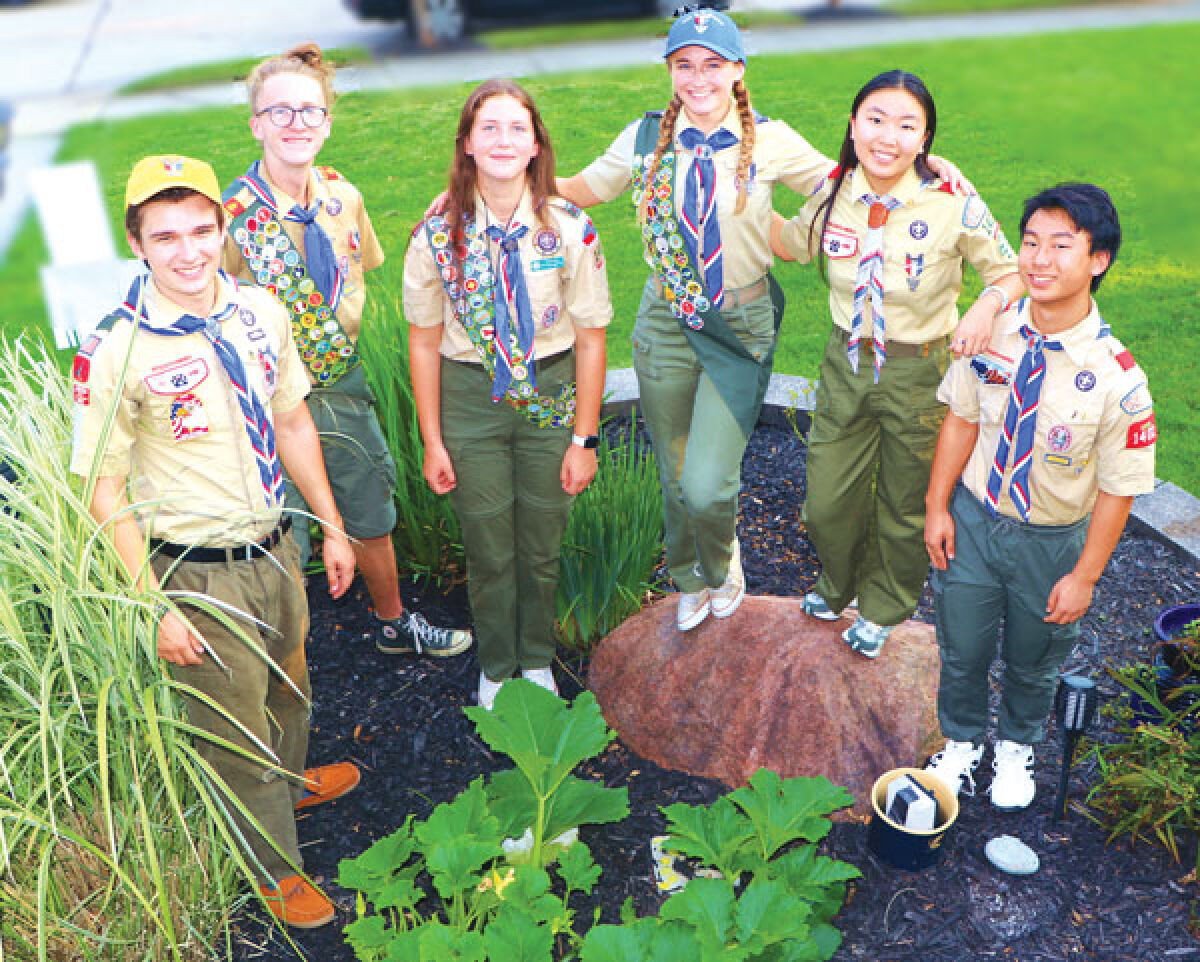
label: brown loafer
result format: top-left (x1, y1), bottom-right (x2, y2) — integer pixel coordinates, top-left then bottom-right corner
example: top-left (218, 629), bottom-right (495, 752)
top-left (295, 761), bottom-right (361, 811)
top-left (257, 874), bottom-right (335, 929)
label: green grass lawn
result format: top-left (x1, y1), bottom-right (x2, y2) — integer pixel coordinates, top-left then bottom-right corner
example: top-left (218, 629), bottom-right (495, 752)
top-left (3, 22), bottom-right (1196, 490)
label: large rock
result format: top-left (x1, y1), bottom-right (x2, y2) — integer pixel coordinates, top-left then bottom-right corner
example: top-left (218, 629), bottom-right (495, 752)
top-left (589, 595), bottom-right (944, 816)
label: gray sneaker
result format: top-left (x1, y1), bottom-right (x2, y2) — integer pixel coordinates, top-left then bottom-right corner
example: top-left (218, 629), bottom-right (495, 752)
top-left (374, 611), bottom-right (472, 657)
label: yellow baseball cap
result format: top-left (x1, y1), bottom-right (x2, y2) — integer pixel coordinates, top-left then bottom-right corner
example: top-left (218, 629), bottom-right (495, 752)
top-left (125, 155), bottom-right (221, 209)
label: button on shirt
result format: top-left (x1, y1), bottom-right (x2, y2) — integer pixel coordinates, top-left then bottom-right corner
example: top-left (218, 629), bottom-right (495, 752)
top-left (781, 167), bottom-right (1018, 344)
top-left (223, 165), bottom-right (385, 347)
top-left (70, 276), bottom-right (310, 546)
top-left (580, 102), bottom-right (832, 290)
top-left (937, 300), bottom-right (1156, 525)
top-left (403, 191), bottom-right (613, 362)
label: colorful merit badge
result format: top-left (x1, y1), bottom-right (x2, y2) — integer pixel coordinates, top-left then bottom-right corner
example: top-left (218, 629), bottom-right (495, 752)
top-left (169, 392), bottom-right (209, 441)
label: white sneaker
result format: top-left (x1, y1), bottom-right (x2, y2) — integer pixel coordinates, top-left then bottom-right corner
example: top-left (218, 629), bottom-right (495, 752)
top-left (924, 739), bottom-right (984, 797)
top-left (710, 539), bottom-right (745, 619)
top-left (521, 667), bottom-right (558, 696)
top-left (478, 671), bottom-right (506, 711)
top-left (990, 740), bottom-right (1036, 811)
top-left (801, 591), bottom-right (857, 622)
top-left (677, 587), bottom-right (711, 631)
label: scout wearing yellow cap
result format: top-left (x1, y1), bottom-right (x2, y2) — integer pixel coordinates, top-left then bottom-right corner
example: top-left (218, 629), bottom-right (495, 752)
top-left (125, 154), bottom-right (222, 209)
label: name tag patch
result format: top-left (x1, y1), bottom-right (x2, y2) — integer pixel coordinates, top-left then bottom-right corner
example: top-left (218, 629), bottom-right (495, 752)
top-left (531, 256), bottom-right (565, 272)
top-left (823, 223), bottom-right (858, 259)
top-left (1044, 453), bottom-right (1073, 467)
top-left (1126, 413), bottom-right (1157, 449)
top-left (144, 357), bottom-right (210, 396)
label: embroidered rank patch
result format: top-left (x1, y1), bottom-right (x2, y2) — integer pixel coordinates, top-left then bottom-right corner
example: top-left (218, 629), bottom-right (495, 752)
top-left (909, 220), bottom-right (929, 240)
top-left (535, 228), bottom-right (560, 254)
top-left (1119, 382), bottom-right (1152, 417)
top-left (169, 392), bottom-right (209, 441)
top-left (905, 253), bottom-right (924, 292)
top-left (542, 305), bottom-right (559, 327)
top-left (325, 197), bottom-right (342, 217)
top-left (224, 197), bottom-right (245, 217)
top-left (1047, 424), bottom-right (1073, 453)
top-left (1115, 349), bottom-right (1136, 371)
top-left (823, 223), bottom-right (857, 259)
top-left (144, 357), bottom-right (210, 396)
top-left (1075, 370), bottom-right (1096, 392)
top-left (1127, 413), bottom-right (1157, 449)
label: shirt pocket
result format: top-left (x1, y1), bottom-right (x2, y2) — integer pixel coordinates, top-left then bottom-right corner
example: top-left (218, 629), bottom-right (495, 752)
top-left (978, 383), bottom-right (1011, 427)
top-left (524, 265), bottom-right (564, 333)
top-left (883, 247), bottom-right (954, 309)
top-left (1036, 392), bottom-right (1104, 472)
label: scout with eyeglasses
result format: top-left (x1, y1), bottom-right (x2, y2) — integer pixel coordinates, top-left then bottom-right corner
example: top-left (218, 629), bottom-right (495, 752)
top-left (222, 44), bottom-right (473, 663)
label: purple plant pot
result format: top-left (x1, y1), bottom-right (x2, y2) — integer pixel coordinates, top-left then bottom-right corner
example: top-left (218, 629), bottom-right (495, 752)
top-left (1153, 603), bottom-right (1200, 644)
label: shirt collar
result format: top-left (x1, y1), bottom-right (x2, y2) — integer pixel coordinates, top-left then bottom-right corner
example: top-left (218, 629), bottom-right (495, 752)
top-left (261, 163), bottom-right (319, 211)
top-left (673, 100), bottom-right (742, 144)
top-left (472, 186), bottom-right (537, 231)
top-left (142, 272), bottom-right (238, 330)
top-left (848, 165), bottom-right (924, 207)
top-left (1006, 297), bottom-right (1104, 366)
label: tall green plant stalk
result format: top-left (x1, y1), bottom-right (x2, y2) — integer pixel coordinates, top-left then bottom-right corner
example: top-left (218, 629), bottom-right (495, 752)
top-left (0, 338), bottom-right (289, 960)
top-left (357, 276), bottom-right (464, 576)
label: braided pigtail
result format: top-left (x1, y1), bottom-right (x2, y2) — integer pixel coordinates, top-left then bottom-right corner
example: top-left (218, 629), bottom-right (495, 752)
top-left (731, 79), bottom-right (755, 216)
top-left (638, 95), bottom-right (684, 225)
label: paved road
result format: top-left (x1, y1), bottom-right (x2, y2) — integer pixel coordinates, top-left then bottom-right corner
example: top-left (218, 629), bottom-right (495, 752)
top-left (2, 0), bottom-right (1199, 257)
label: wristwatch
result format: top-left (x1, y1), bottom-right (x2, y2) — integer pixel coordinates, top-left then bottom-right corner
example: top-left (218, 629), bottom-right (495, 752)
top-left (571, 433), bottom-right (600, 449)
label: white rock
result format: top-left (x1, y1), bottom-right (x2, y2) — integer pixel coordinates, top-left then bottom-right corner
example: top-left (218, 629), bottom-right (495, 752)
top-left (985, 835), bottom-right (1040, 875)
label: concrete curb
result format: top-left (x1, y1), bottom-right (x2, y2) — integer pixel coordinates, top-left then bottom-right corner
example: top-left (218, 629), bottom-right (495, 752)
top-left (602, 367), bottom-right (1200, 566)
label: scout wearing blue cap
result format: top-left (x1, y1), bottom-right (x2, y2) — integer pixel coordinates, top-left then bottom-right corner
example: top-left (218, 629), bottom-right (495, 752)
top-left (664, 7), bottom-right (744, 63)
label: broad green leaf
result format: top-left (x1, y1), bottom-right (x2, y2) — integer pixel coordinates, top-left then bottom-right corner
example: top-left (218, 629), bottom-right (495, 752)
top-left (619, 895), bottom-right (638, 925)
top-left (487, 769), bottom-right (539, 839)
top-left (648, 921), bottom-right (705, 958)
top-left (344, 914), bottom-right (391, 955)
top-left (382, 927), bottom-right (423, 962)
top-left (483, 904), bottom-right (555, 962)
top-left (502, 865), bottom-right (562, 925)
top-left (466, 682), bottom-right (614, 796)
top-left (415, 922), bottom-right (487, 961)
top-left (771, 848), bottom-right (860, 923)
top-left (662, 795), bottom-right (755, 878)
top-left (734, 877), bottom-right (810, 946)
top-left (728, 771), bottom-right (854, 859)
top-left (415, 778), bottom-right (504, 899)
top-left (807, 922), bottom-right (844, 961)
top-left (579, 920), bottom-right (653, 961)
top-left (556, 841), bottom-right (602, 895)
top-left (339, 818), bottom-right (417, 892)
top-left (660, 877), bottom-right (736, 947)
top-left (375, 876), bottom-right (422, 913)
top-left (543, 775), bottom-right (629, 840)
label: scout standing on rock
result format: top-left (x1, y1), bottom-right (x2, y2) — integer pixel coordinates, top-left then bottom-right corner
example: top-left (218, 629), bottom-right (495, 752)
top-left (223, 43), bottom-right (471, 658)
top-left (405, 79), bottom-right (611, 710)
top-left (72, 155), bottom-right (360, 927)
top-left (923, 184), bottom-right (1155, 810)
top-left (774, 70), bottom-right (1022, 658)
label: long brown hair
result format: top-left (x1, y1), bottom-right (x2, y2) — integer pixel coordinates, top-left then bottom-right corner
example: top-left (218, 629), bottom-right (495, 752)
top-left (245, 42), bottom-right (336, 113)
top-left (444, 79), bottom-right (557, 254)
top-left (638, 75), bottom-right (757, 225)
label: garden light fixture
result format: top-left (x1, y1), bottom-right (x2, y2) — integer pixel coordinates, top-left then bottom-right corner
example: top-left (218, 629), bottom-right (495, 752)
top-left (1053, 674), bottom-right (1099, 820)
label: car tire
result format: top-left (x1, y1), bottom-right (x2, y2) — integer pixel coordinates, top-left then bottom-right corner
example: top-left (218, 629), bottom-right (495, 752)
top-left (419, 0), bottom-right (466, 44)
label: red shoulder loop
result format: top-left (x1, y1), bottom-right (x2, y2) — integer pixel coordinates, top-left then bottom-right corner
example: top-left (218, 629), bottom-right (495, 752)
top-left (318, 165), bottom-right (341, 181)
top-left (829, 164), bottom-right (844, 179)
top-left (1115, 349), bottom-right (1136, 371)
top-left (937, 181), bottom-right (956, 195)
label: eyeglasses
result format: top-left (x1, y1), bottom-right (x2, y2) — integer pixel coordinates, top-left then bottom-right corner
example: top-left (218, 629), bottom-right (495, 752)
top-left (256, 105), bottom-right (328, 129)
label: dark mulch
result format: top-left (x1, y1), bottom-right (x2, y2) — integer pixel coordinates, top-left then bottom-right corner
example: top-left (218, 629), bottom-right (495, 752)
top-left (231, 421), bottom-right (1200, 962)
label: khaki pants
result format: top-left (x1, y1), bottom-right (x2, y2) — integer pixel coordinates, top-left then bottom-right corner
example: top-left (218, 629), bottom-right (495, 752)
top-left (154, 536), bottom-right (310, 884)
top-left (440, 353), bottom-right (574, 681)
top-left (932, 485), bottom-right (1087, 745)
top-left (805, 328), bottom-right (949, 626)
top-left (632, 280), bottom-right (776, 592)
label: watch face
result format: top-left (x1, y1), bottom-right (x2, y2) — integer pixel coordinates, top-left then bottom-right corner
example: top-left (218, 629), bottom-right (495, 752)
top-left (583, 435), bottom-right (599, 449)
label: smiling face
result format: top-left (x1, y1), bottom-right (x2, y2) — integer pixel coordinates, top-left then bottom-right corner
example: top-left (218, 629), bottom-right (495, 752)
top-left (464, 94), bottom-right (539, 190)
top-left (850, 87), bottom-right (928, 194)
top-left (668, 44), bottom-right (744, 130)
top-left (1019, 207), bottom-right (1110, 320)
top-left (127, 193), bottom-right (225, 315)
top-left (250, 71), bottom-right (331, 177)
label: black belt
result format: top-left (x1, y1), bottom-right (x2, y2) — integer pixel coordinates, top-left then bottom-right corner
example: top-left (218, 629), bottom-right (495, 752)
top-left (151, 518), bottom-right (292, 564)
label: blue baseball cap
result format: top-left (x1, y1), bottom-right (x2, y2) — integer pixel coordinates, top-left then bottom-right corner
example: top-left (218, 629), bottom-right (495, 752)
top-left (664, 8), bottom-right (744, 63)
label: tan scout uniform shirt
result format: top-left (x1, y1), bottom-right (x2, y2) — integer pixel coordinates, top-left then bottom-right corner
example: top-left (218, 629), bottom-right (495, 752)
top-left (781, 167), bottom-right (1018, 344)
top-left (70, 274), bottom-right (310, 546)
top-left (223, 164), bottom-right (385, 345)
top-left (404, 191), bottom-right (613, 363)
top-left (938, 300), bottom-right (1156, 526)
top-left (580, 102), bottom-right (831, 289)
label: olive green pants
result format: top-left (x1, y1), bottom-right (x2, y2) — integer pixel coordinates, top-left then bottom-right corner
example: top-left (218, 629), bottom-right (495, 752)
top-left (932, 485), bottom-right (1087, 745)
top-left (154, 536), bottom-right (310, 884)
top-left (632, 281), bottom-right (776, 592)
top-left (440, 354), bottom-right (574, 682)
top-left (805, 329), bottom-right (949, 626)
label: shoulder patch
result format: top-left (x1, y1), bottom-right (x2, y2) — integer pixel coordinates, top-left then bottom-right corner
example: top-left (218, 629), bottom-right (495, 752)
top-left (317, 165), bottom-right (341, 181)
top-left (961, 194), bottom-right (994, 230)
top-left (1114, 348), bottom-right (1136, 371)
top-left (937, 180), bottom-right (956, 195)
top-left (550, 197), bottom-right (583, 219)
top-left (1126, 412), bottom-right (1157, 449)
top-left (221, 180), bottom-right (253, 207)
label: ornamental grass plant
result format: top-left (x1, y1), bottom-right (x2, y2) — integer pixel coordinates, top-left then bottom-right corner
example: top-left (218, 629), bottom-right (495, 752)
top-left (0, 339), bottom-right (296, 960)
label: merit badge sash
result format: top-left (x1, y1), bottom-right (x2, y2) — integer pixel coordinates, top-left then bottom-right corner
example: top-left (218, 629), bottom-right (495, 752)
top-left (632, 113), bottom-right (783, 438)
top-left (423, 214), bottom-right (576, 430)
top-left (223, 167), bottom-right (357, 387)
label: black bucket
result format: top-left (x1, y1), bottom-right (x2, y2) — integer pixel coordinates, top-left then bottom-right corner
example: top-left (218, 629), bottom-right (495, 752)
top-left (868, 767), bottom-right (959, 871)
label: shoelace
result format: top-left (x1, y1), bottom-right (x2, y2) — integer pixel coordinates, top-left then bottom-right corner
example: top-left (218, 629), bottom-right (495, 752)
top-left (932, 746), bottom-right (979, 796)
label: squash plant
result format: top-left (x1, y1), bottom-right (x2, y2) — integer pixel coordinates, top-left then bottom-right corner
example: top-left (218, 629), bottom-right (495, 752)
top-left (338, 680), bottom-right (860, 961)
